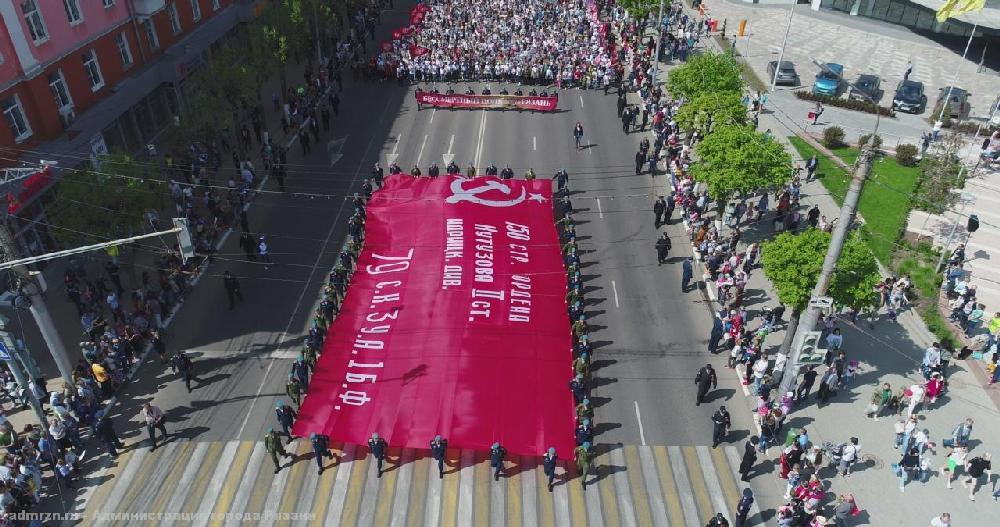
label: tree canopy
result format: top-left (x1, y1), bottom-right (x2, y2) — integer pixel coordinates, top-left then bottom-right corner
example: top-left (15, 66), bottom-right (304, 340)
top-left (666, 52), bottom-right (744, 100)
top-left (616, 0), bottom-right (662, 19)
top-left (761, 228), bottom-right (881, 312)
top-left (689, 125), bottom-right (792, 200)
top-left (673, 91), bottom-right (748, 134)
top-left (46, 153), bottom-right (162, 245)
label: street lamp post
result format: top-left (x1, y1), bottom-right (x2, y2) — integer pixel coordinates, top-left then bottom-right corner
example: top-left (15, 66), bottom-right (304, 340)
top-left (651, 0), bottom-right (666, 86)
top-left (770, 5), bottom-right (795, 93)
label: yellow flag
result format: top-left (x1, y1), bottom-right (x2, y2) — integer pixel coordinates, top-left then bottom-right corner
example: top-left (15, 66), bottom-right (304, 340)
top-left (936, 0), bottom-right (985, 22)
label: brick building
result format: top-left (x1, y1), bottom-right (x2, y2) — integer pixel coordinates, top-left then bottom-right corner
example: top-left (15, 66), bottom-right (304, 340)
top-left (0, 0), bottom-right (261, 255)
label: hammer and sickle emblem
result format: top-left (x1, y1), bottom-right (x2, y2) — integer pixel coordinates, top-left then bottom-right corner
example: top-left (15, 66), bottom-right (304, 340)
top-left (445, 178), bottom-right (527, 207)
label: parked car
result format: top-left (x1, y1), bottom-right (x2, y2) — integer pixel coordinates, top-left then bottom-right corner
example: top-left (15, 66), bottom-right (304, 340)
top-left (891, 80), bottom-right (927, 114)
top-left (812, 63), bottom-right (843, 96)
top-left (848, 74), bottom-right (881, 102)
top-left (936, 86), bottom-right (971, 119)
top-left (767, 60), bottom-right (798, 86)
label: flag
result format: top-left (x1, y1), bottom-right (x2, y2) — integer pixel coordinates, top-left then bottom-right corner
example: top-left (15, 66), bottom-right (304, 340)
top-left (935, 0), bottom-right (985, 22)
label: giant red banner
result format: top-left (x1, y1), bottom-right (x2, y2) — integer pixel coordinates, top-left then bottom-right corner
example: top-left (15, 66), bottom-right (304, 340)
top-left (293, 176), bottom-right (576, 456)
top-left (415, 91), bottom-right (559, 112)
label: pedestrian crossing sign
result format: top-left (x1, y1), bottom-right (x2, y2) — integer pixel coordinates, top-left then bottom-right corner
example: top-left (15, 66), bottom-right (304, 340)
top-left (0, 342), bottom-right (11, 361)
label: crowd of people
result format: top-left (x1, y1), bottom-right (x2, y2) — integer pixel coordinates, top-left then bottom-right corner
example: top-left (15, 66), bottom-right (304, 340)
top-left (374, 0), bottom-right (616, 88)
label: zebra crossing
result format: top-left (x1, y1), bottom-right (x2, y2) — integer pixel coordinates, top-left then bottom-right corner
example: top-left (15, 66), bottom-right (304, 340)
top-left (76, 441), bottom-right (760, 526)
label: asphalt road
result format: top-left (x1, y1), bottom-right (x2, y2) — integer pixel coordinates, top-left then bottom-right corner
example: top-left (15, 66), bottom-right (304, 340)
top-left (29, 7), bottom-right (758, 521)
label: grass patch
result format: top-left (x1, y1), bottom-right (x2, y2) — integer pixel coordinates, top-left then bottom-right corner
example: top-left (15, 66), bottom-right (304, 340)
top-left (894, 240), bottom-right (958, 348)
top-left (788, 137), bottom-right (919, 264)
top-left (711, 34), bottom-right (769, 94)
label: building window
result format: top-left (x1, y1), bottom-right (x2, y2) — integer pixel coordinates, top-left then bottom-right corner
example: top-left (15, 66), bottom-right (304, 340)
top-left (103, 0), bottom-right (116, 7)
top-left (63, 0), bottom-right (83, 24)
top-left (20, 1), bottom-right (48, 43)
top-left (82, 50), bottom-right (104, 91)
top-left (191, 0), bottom-right (202, 22)
top-left (168, 3), bottom-right (181, 34)
top-left (2, 96), bottom-right (32, 142)
top-left (143, 19), bottom-right (159, 50)
top-left (48, 70), bottom-right (73, 110)
top-left (115, 32), bottom-right (133, 68)
top-left (212, 0), bottom-right (220, 11)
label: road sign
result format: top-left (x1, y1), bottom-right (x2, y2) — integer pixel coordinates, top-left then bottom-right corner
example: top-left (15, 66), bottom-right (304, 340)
top-left (0, 342), bottom-right (11, 361)
top-left (808, 296), bottom-right (834, 310)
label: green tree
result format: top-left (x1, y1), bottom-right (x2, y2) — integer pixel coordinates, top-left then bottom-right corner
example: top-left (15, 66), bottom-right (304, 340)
top-left (666, 52), bottom-right (744, 100)
top-left (46, 153), bottom-right (162, 246)
top-left (690, 125), bottom-right (792, 201)
top-left (617, 0), bottom-right (663, 19)
top-left (762, 228), bottom-right (881, 354)
top-left (762, 228), bottom-right (879, 312)
top-left (914, 134), bottom-right (963, 215)
top-left (673, 91), bottom-right (747, 135)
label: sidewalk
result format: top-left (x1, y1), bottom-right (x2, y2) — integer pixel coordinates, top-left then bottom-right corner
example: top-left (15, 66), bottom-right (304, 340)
top-left (683, 22), bottom-right (1000, 526)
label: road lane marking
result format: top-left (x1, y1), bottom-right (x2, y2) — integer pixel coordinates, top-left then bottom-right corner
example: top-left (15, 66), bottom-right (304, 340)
top-left (634, 401), bottom-right (647, 446)
top-left (667, 446), bottom-right (702, 527)
top-left (595, 198), bottom-right (603, 218)
top-left (638, 447), bottom-right (670, 527)
top-left (457, 450), bottom-right (475, 527)
top-left (392, 133), bottom-right (402, 155)
top-left (611, 280), bottom-right (620, 308)
top-left (697, 446), bottom-right (731, 521)
top-left (430, 108), bottom-right (436, 123)
top-left (608, 445), bottom-right (632, 525)
top-left (416, 134), bottom-right (428, 167)
top-left (473, 110), bottom-right (487, 171)
top-left (533, 136), bottom-right (537, 151)
top-left (579, 95), bottom-right (585, 108)
top-left (327, 443), bottom-right (357, 524)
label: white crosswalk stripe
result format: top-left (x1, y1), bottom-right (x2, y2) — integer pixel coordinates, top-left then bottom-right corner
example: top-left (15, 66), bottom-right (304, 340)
top-left (75, 442), bottom-right (762, 526)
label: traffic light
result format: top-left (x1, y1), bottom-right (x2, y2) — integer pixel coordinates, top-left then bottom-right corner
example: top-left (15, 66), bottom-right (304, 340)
top-left (172, 218), bottom-right (195, 262)
top-left (967, 214), bottom-right (980, 233)
top-left (796, 331), bottom-right (825, 365)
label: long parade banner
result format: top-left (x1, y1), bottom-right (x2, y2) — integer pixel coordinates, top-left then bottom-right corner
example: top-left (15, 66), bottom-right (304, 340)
top-left (415, 91), bottom-right (559, 112)
top-left (293, 175), bottom-right (576, 456)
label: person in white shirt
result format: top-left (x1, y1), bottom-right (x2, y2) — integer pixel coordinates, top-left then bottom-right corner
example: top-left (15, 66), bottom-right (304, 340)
top-left (929, 512), bottom-right (951, 526)
top-left (141, 403), bottom-right (168, 451)
top-left (839, 437), bottom-right (860, 476)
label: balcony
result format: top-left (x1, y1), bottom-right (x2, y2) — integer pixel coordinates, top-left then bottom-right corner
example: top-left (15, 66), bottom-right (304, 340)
top-left (132, 0), bottom-right (166, 18)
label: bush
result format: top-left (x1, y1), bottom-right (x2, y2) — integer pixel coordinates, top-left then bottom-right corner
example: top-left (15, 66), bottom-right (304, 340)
top-left (823, 126), bottom-right (846, 149)
top-left (858, 133), bottom-right (883, 150)
top-left (928, 102), bottom-right (953, 128)
top-left (896, 144), bottom-right (919, 166)
top-left (794, 91), bottom-right (896, 117)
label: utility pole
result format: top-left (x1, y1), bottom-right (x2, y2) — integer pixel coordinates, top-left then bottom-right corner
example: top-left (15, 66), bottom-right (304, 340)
top-left (778, 148), bottom-right (875, 396)
top-left (651, 0), bottom-right (666, 85)
top-left (0, 220), bottom-right (75, 386)
top-left (0, 315), bottom-right (48, 427)
top-left (770, 5), bottom-right (795, 93)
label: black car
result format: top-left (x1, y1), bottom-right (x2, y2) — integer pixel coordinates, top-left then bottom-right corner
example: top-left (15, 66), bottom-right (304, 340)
top-left (892, 80), bottom-right (926, 114)
top-left (767, 61), bottom-right (798, 86)
top-left (848, 74), bottom-right (881, 102)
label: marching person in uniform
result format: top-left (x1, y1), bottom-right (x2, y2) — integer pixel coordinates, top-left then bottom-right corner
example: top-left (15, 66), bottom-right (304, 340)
top-left (490, 442), bottom-right (507, 481)
top-left (543, 447), bottom-right (558, 492)
top-left (265, 428), bottom-right (290, 473)
top-left (712, 406), bottom-right (732, 448)
top-left (696, 364), bottom-right (718, 405)
top-left (311, 433), bottom-right (334, 474)
top-left (575, 441), bottom-right (592, 489)
top-left (656, 232), bottom-right (672, 265)
top-left (369, 432), bottom-right (387, 478)
top-left (275, 401), bottom-right (297, 439)
top-left (430, 435), bottom-right (448, 478)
